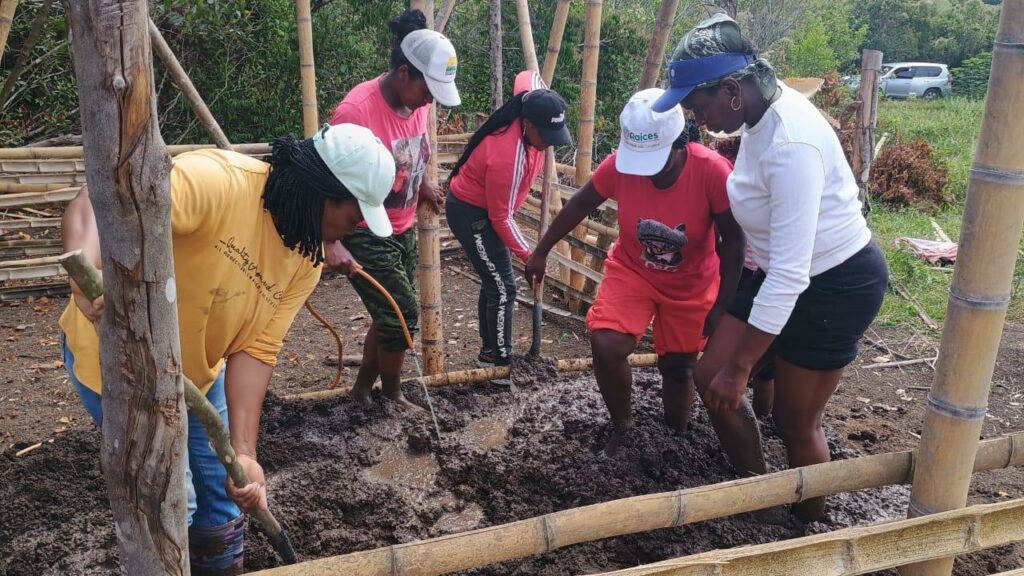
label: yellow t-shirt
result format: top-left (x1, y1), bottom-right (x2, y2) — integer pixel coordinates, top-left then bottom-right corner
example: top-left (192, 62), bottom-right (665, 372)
top-left (59, 149), bottom-right (322, 394)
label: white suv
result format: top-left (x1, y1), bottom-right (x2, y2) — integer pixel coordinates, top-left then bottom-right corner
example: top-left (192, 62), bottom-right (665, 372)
top-left (879, 62), bottom-right (952, 100)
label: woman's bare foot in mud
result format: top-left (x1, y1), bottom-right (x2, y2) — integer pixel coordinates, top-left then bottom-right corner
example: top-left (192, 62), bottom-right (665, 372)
top-left (351, 382), bottom-right (373, 408)
top-left (386, 392), bottom-right (426, 414)
top-left (664, 411), bottom-right (690, 435)
top-left (603, 422), bottom-right (635, 457)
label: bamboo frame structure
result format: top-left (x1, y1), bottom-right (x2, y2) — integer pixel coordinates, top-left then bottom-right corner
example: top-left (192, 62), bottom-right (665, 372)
top-left (296, 0), bottom-right (318, 137)
top-left (596, 498), bottom-right (1024, 576)
top-left (638, 0), bottom-right (679, 89)
top-left (902, 3), bottom-right (1024, 575)
top-left (250, 431), bottom-right (1024, 576)
top-left (284, 353), bottom-right (658, 400)
top-left (569, 0), bottom-right (603, 312)
top-left (413, 0), bottom-right (445, 375)
top-left (0, 0), bottom-right (16, 63)
top-left (0, 142), bottom-right (270, 159)
top-left (148, 19), bottom-right (231, 149)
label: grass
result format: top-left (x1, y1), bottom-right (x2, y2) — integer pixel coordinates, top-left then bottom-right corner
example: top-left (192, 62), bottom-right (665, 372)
top-left (870, 97), bottom-right (1024, 330)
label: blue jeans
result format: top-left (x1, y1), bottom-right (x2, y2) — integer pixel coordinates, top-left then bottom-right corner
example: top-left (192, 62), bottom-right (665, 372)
top-left (62, 337), bottom-right (241, 528)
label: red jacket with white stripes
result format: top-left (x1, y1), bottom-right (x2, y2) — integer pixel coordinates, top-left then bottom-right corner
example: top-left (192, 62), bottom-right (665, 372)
top-left (448, 71), bottom-right (544, 261)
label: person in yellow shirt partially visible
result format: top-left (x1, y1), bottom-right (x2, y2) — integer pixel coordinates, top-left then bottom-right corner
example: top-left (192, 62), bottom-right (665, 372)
top-left (59, 123), bottom-right (395, 575)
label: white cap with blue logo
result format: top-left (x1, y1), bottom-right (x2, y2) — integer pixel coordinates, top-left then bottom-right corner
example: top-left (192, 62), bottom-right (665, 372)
top-left (615, 88), bottom-right (686, 176)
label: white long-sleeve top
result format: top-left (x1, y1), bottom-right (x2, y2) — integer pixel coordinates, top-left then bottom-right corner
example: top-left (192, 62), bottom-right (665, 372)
top-left (728, 82), bottom-right (872, 335)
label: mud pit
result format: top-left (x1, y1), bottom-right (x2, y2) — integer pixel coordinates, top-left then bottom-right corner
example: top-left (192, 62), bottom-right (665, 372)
top-left (6, 359), bottom-right (940, 576)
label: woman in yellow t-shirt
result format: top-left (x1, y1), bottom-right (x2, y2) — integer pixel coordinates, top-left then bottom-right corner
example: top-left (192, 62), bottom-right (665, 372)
top-left (60, 124), bottom-right (395, 574)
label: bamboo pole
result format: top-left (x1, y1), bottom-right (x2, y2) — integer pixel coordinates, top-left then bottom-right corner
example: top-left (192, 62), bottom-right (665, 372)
top-left (0, 217), bottom-right (60, 230)
top-left (488, 0), bottom-right (503, 110)
top-left (413, 0), bottom-right (445, 375)
top-left (296, 0), bottom-right (318, 137)
top-left (0, 188), bottom-right (78, 208)
top-left (902, 4), bottom-right (1024, 575)
top-left (0, 182), bottom-right (68, 193)
top-left (284, 353), bottom-right (658, 400)
top-left (0, 142), bottom-right (270, 160)
top-left (638, 0), bottom-right (679, 89)
top-left (596, 498), bottom-right (1024, 576)
top-left (541, 0), bottom-right (574, 295)
top-left (1, 158), bottom-right (86, 172)
top-left (250, 431), bottom-right (1024, 576)
top-left (0, 0), bottom-right (16, 64)
top-left (514, 0), bottom-right (539, 72)
top-left (993, 569), bottom-right (1024, 576)
top-left (569, 0), bottom-right (603, 312)
top-left (0, 263), bottom-right (64, 280)
top-left (148, 19), bottom-right (230, 149)
top-left (852, 49), bottom-right (883, 214)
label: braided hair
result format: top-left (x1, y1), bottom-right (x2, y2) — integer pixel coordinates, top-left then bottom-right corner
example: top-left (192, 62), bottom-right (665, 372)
top-left (389, 9), bottom-right (427, 80)
top-left (262, 134), bottom-right (355, 265)
top-left (447, 92), bottom-right (527, 183)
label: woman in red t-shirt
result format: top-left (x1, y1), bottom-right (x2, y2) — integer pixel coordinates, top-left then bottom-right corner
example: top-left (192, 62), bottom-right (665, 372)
top-left (446, 70), bottom-right (572, 385)
top-left (526, 89), bottom-right (744, 455)
top-left (323, 9), bottom-right (460, 410)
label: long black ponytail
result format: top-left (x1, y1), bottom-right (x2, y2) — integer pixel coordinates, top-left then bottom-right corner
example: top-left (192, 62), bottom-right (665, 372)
top-left (447, 92), bottom-right (527, 183)
top-left (389, 9), bottom-right (427, 79)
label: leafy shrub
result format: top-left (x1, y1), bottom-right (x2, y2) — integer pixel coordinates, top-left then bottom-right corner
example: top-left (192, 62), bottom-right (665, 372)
top-left (951, 52), bottom-right (992, 100)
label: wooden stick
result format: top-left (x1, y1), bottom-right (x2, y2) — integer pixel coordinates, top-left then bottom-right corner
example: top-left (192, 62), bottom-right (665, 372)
top-left (852, 49), bottom-right (883, 213)
top-left (902, 5), bottom-right (1024, 575)
top-left (874, 132), bottom-right (890, 157)
top-left (596, 498), bottom-right (1024, 576)
top-left (148, 19), bottom-right (231, 149)
top-left (894, 282), bottom-right (940, 331)
top-left (568, 0), bottom-right (604, 313)
top-left (864, 356), bottom-right (937, 370)
top-left (0, 0), bottom-right (17, 65)
top-left (638, 0), bottom-right (679, 89)
top-left (295, 0), bottom-right (318, 138)
top-left (249, 431), bottom-right (1024, 576)
top-left (0, 142), bottom-right (270, 160)
top-left (14, 442), bottom-right (42, 457)
top-left (930, 217), bottom-right (953, 243)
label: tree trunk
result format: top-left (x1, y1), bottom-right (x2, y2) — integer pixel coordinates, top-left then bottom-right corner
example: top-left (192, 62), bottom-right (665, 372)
top-left (66, 1), bottom-right (189, 574)
top-left (488, 0), bottom-right (503, 111)
top-left (639, 0), bottom-right (679, 89)
top-left (901, 3), bottom-right (1024, 576)
top-left (435, 0), bottom-right (456, 34)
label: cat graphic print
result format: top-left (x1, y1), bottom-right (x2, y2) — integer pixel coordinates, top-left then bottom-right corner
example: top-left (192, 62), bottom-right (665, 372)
top-left (636, 218), bottom-right (688, 271)
top-left (385, 134), bottom-right (430, 210)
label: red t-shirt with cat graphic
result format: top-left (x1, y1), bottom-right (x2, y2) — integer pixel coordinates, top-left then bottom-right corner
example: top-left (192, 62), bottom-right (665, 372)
top-left (590, 143), bottom-right (732, 301)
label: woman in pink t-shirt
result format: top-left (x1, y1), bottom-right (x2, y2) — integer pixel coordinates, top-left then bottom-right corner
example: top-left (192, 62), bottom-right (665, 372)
top-left (323, 9), bottom-right (460, 411)
top-left (526, 89), bottom-right (745, 456)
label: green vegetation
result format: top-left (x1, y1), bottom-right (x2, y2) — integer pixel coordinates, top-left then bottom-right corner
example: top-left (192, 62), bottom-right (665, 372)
top-left (871, 98), bottom-right (1024, 328)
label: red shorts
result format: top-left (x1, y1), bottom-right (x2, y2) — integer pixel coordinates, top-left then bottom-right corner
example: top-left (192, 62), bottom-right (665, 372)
top-left (585, 259), bottom-right (718, 355)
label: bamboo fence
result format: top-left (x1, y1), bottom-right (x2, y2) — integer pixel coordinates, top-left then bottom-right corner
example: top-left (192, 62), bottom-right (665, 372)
top-left (595, 498), bottom-right (1024, 576)
top-left (903, 3), bottom-right (1024, 575)
top-left (0, 142), bottom-right (270, 160)
top-left (250, 431), bottom-right (1024, 576)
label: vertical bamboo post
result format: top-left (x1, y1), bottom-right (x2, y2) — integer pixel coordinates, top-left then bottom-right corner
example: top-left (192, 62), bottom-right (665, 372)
top-left (639, 0), bottom-right (679, 90)
top-left (541, 0), bottom-right (573, 291)
top-left (296, 0), bottom-right (318, 137)
top-left (570, 0), bottom-right (603, 312)
top-left (148, 19), bottom-right (231, 149)
top-left (413, 0), bottom-right (445, 374)
top-left (488, 0), bottom-right (503, 111)
top-left (901, 3), bottom-right (1024, 575)
top-left (66, 0), bottom-right (189, 572)
top-left (514, 0), bottom-right (539, 72)
top-left (0, 0), bottom-right (16, 64)
top-left (435, 0), bottom-right (456, 33)
top-left (852, 49), bottom-right (883, 215)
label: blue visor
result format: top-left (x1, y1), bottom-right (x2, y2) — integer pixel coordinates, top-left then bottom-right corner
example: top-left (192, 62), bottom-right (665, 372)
top-left (652, 53), bottom-right (756, 112)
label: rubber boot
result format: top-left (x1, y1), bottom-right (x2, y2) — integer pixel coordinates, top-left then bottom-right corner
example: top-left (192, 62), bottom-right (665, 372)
top-left (189, 515), bottom-right (245, 575)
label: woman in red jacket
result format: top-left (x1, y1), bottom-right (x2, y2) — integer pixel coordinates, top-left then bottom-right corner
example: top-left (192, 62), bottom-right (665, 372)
top-left (446, 70), bottom-right (571, 385)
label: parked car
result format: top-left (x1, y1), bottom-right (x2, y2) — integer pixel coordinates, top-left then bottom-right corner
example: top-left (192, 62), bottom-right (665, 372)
top-left (879, 62), bottom-right (952, 99)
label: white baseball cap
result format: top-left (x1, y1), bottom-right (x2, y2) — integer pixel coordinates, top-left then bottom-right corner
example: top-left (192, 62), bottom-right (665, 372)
top-left (400, 29), bottom-right (461, 107)
top-left (615, 88), bottom-right (686, 176)
top-left (312, 123), bottom-right (395, 237)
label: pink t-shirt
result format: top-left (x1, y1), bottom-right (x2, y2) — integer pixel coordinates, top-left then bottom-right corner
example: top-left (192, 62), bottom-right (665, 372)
top-left (330, 76), bottom-right (430, 235)
top-left (591, 143), bottom-right (733, 301)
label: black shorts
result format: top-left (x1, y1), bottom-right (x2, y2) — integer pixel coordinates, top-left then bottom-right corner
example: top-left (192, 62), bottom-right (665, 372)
top-left (728, 241), bottom-right (888, 371)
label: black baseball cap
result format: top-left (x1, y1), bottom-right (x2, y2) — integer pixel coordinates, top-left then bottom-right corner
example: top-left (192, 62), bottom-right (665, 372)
top-left (522, 89), bottom-right (573, 147)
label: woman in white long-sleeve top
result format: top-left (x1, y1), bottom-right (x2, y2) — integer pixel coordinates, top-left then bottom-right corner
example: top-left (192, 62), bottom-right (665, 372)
top-left (654, 14), bottom-right (888, 521)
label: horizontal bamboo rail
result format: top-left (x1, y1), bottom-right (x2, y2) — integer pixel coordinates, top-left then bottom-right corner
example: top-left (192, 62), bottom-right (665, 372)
top-left (0, 188), bottom-right (78, 208)
top-left (1, 159), bottom-right (86, 173)
top-left (0, 217), bottom-right (60, 230)
top-left (597, 497), bottom-right (1024, 576)
top-left (510, 259), bottom-right (596, 305)
top-left (283, 353), bottom-right (658, 401)
top-left (523, 195), bottom-right (618, 238)
top-left (515, 210), bottom-right (608, 261)
top-left (993, 569), bottom-right (1024, 575)
top-left (0, 182), bottom-right (70, 193)
top-left (0, 246), bottom-right (62, 258)
top-left (251, 431), bottom-right (1024, 576)
top-left (0, 142), bottom-right (271, 160)
top-left (0, 263), bottom-right (65, 280)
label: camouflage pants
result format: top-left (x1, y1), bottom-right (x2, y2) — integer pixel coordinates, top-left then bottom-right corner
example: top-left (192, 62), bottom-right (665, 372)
top-left (344, 227), bottom-right (419, 352)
